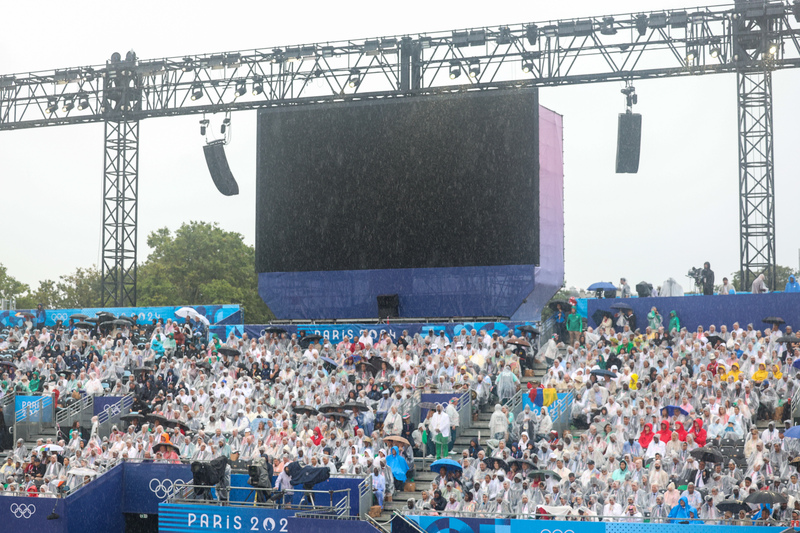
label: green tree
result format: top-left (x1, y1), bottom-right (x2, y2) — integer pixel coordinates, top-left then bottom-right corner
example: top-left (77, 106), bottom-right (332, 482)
top-left (731, 265), bottom-right (799, 292)
top-left (0, 263), bottom-right (29, 302)
top-left (137, 221), bottom-right (274, 323)
top-left (17, 279), bottom-right (60, 309)
top-left (57, 266), bottom-right (102, 308)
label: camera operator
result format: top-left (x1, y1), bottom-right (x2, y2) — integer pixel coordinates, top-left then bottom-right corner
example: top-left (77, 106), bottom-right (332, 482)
top-left (216, 450), bottom-right (236, 504)
top-left (701, 262), bottom-right (714, 295)
top-left (248, 452), bottom-right (274, 504)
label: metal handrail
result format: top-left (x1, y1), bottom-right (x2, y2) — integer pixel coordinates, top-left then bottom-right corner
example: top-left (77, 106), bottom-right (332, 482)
top-left (403, 511), bottom-right (768, 524)
top-left (96, 393), bottom-right (134, 424)
top-left (365, 514), bottom-right (391, 533)
top-left (171, 483), bottom-right (351, 512)
top-left (391, 511), bottom-right (429, 533)
top-left (55, 393), bottom-right (92, 425)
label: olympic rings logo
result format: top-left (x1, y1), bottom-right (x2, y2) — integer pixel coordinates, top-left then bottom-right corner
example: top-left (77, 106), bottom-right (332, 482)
top-left (104, 403), bottom-right (122, 417)
top-left (10, 503), bottom-right (36, 519)
top-left (541, 529), bottom-right (574, 533)
top-left (149, 478), bottom-right (189, 500)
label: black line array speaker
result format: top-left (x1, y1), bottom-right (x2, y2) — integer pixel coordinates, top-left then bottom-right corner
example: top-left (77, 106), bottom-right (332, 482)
top-left (615, 112), bottom-right (642, 174)
top-left (203, 141), bottom-right (240, 196)
top-left (377, 294), bottom-right (399, 319)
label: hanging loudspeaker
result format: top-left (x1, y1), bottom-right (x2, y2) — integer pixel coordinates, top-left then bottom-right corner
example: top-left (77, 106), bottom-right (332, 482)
top-left (615, 112), bottom-right (642, 174)
top-left (203, 141), bottom-right (239, 196)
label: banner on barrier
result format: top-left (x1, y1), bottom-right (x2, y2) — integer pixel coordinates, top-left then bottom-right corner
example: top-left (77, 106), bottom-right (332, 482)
top-left (420, 393), bottom-right (463, 420)
top-left (0, 304), bottom-right (241, 328)
top-left (159, 504), bottom-right (295, 533)
top-left (15, 395), bottom-right (53, 423)
top-left (93, 396), bottom-right (128, 417)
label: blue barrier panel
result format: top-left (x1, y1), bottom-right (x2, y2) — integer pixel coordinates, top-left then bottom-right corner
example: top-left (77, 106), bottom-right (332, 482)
top-left (240, 322), bottom-right (529, 342)
top-left (0, 304), bottom-right (241, 328)
top-left (122, 461), bottom-right (192, 514)
top-left (404, 516), bottom-right (778, 533)
top-left (15, 395), bottom-right (53, 423)
top-left (421, 393), bottom-right (462, 420)
top-left (0, 496), bottom-right (66, 533)
top-left (65, 461), bottom-right (124, 533)
top-left (288, 516), bottom-right (381, 533)
top-left (93, 395), bottom-right (126, 416)
top-left (587, 292), bottom-right (800, 333)
top-left (159, 503), bottom-right (296, 533)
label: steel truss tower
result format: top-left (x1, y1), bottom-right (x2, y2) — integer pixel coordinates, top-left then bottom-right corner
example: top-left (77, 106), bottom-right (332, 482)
top-left (1, 1), bottom-right (799, 301)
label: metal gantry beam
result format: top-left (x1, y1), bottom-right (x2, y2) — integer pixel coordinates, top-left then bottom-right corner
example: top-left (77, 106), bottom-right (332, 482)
top-left (101, 119), bottom-right (139, 307)
top-left (0, 1), bottom-right (799, 304)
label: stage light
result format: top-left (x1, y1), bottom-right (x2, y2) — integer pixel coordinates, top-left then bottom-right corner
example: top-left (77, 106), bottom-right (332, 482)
top-left (686, 47), bottom-right (698, 63)
top-left (191, 84), bottom-right (203, 101)
top-left (525, 24), bottom-right (539, 45)
top-left (252, 78), bottom-right (263, 95)
top-left (794, 0), bottom-right (800, 23)
top-left (710, 47), bottom-right (721, 58)
top-left (348, 68), bottom-right (361, 88)
top-left (62, 98), bottom-right (74, 112)
top-left (635, 15), bottom-right (648, 36)
top-left (468, 59), bottom-right (480, 78)
top-left (77, 94), bottom-right (90, 110)
top-left (199, 118), bottom-right (209, 136)
top-left (220, 117), bottom-right (231, 134)
top-left (46, 99), bottom-right (58, 114)
top-left (181, 58), bottom-right (194, 72)
top-left (521, 55), bottom-right (534, 73)
top-left (234, 81), bottom-right (246, 98)
top-left (449, 60), bottom-right (461, 79)
top-left (600, 17), bottom-right (617, 35)
top-left (768, 42), bottom-right (780, 56)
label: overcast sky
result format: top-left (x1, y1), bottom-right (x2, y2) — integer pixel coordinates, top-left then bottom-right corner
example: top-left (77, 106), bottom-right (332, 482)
top-left (1, 0), bottom-right (799, 296)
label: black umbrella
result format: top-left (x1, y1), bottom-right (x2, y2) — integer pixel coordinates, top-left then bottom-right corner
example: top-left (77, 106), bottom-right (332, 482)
top-left (0, 361), bottom-right (18, 369)
top-left (396, 337), bottom-right (409, 348)
top-left (120, 413), bottom-right (145, 422)
top-left (324, 412), bottom-right (350, 421)
top-left (744, 491), bottom-right (787, 504)
top-left (299, 334), bottom-right (324, 348)
top-left (716, 500), bottom-right (750, 514)
top-left (763, 317), bottom-right (786, 325)
top-left (97, 311), bottom-right (115, 317)
top-left (134, 367), bottom-right (152, 373)
top-left (85, 318), bottom-right (99, 324)
top-left (110, 319), bottom-right (132, 326)
top-left (153, 442), bottom-right (180, 454)
top-left (217, 347), bottom-right (240, 357)
top-left (483, 457), bottom-right (509, 472)
top-left (318, 404), bottom-right (340, 414)
top-left (147, 413), bottom-right (169, 425)
top-left (609, 302), bottom-right (633, 311)
top-left (342, 401), bottom-right (367, 411)
top-left (507, 338), bottom-right (531, 347)
top-left (706, 335), bottom-right (724, 347)
top-left (69, 314), bottom-right (88, 320)
top-left (293, 406), bottom-right (319, 416)
top-left (690, 446), bottom-right (725, 463)
top-left (508, 458), bottom-right (536, 470)
top-left (777, 336), bottom-right (800, 344)
top-left (528, 469), bottom-right (562, 481)
top-left (548, 300), bottom-right (572, 312)
top-left (73, 321), bottom-right (94, 329)
top-left (15, 311), bottom-right (35, 318)
top-left (590, 368), bottom-right (616, 378)
top-left (367, 358), bottom-right (393, 375)
top-left (264, 327), bottom-right (288, 334)
top-left (518, 325), bottom-right (540, 335)
top-left (591, 309), bottom-right (614, 326)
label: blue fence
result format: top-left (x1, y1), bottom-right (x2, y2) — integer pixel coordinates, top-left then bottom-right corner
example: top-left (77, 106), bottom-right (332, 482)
top-left (159, 507), bottom-right (380, 533)
top-left (0, 304), bottom-right (241, 328)
top-left (587, 292), bottom-right (800, 333)
top-left (399, 516), bottom-right (777, 533)
top-left (15, 395), bottom-right (53, 423)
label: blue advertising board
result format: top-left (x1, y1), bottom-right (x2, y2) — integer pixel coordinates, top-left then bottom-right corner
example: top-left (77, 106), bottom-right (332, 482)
top-left (420, 393), bottom-right (463, 420)
top-left (15, 395), bottom-right (53, 423)
top-left (0, 304), bottom-right (241, 328)
top-left (159, 504), bottom-right (296, 533)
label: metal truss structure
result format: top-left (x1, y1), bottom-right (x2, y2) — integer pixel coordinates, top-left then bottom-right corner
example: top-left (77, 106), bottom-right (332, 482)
top-left (1, 1), bottom-right (799, 302)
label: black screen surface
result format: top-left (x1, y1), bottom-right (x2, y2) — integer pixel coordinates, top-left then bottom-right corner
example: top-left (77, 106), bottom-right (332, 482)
top-left (256, 89), bottom-right (539, 273)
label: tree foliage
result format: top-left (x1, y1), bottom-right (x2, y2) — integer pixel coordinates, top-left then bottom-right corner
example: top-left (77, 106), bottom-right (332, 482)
top-left (0, 264), bottom-right (29, 302)
top-left (137, 221), bottom-right (273, 323)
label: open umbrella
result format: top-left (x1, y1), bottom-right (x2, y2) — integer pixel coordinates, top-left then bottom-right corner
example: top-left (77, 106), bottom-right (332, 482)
top-left (134, 367), bottom-right (152, 373)
top-left (68, 468), bottom-right (99, 477)
top-left (587, 282), bottom-right (617, 291)
top-left (548, 300), bottom-right (572, 312)
top-left (15, 312), bottom-right (35, 318)
top-left (367, 358), bottom-right (393, 375)
top-left (762, 317), bottom-right (786, 325)
top-left (661, 405), bottom-right (689, 417)
top-left (217, 347), bottom-right (240, 357)
top-left (528, 469), bottom-right (562, 481)
top-left (110, 319), bottom-right (132, 326)
top-left (777, 336), bottom-right (800, 344)
top-left (342, 401), bottom-right (368, 411)
top-left (293, 406), bottom-right (319, 416)
top-left (744, 491), bottom-right (787, 504)
top-left (483, 457), bottom-right (509, 472)
top-left (319, 356), bottom-right (338, 370)
top-left (384, 436), bottom-right (410, 447)
top-left (324, 412), bottom-right (350, 421)
top-left (430, 458), bottom-right (462, 473)
top-left (783, 426), bottom-right (800, 439)
top-left (591, 310), bottom-right (614, 327)
top-left (299, 334), bottom-right (324, 348)
top-left (690, 446), bottom-right (725, 463)
top-left (609, 302), bottom-right (633, 311)
top-left (73, 321), bottom-right (94, 329)
top-left (264, 326), bottom-right (288, 334)
top-left (517, 325), bottom-right (540, 335)
top-left (590, 368), bottom-right (616, 378)
top-left (507, 338), bottom-right (531, 347)
top-left (318, 404), bottom-right (340, 414)
top-left (706, 335), bottom-right (724, 347)
top-left (120, 413), bottom-right (145, 422)
top-left (716, 500), bottom-right (750, 514)
top-left (69, 314), bottom-right (88, 320)
top-left (153, 442), bottom-right (180, 454)
top-left (147, 413), bottom-right (169, 426)
top-left (508, 458), bottom-right (536, 470)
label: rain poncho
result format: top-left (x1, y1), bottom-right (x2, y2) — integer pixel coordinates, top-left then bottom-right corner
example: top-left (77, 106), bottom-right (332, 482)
top-left (668, 311), bottom-right (680, 333)
top-left (489, 404), bottom-right (508, 438)
top-left (496, 367), bottom-right (518, 402)
top-left (386, 446), bottom-right (409, 482)
top-left (668, 496), bottom-right (695, 523)
top-left (786, 275), bottom-right (800, 293)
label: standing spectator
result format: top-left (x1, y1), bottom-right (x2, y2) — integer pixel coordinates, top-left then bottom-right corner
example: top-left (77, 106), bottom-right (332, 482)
top-left (566, 308), bottom-right (582, 345)
top-left (701, 262), bottom-right (715, 296)
top-left (620, 278), bottom-right (631, 298)
top-left (785, 275), bottom-right (800, 293)
top-left (720, 277), bottom-right (736, 295)
top-left (35, 304), bottom-right (46, 331)
top-left (751, 274), bottom-right (768, 294)
top-left (553, 304), bottom-right (567, 343)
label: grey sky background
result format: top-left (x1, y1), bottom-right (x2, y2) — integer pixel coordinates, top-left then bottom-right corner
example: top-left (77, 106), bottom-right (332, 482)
top-left (1, 0), bottom-right (798, 295)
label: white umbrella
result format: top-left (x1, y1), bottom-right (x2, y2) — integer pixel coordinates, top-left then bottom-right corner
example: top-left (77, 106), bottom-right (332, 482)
top-left (175, 307), bottom-right (210, 326)
top-left (67, 468), bottom-right (98, 477)
top-left (46, 444), bottom-right (64, 453)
